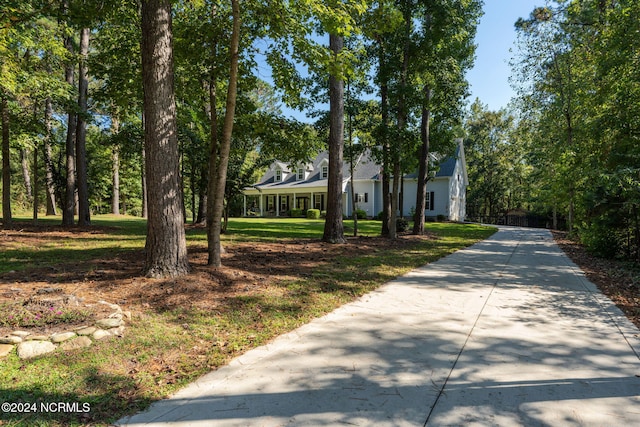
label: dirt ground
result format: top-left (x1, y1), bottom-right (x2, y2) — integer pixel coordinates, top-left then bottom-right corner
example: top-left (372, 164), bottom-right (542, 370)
top-left (0, 224), bottom-right (431, 337)
top-left (1, 226), bottom-right (638, 337)
top-left (552, 230), bottom-right (640, 329)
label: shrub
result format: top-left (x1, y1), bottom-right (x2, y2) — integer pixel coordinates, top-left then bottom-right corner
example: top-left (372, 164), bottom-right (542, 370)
top-left (355, 209), bottom-right (367, 219)
top-left (581, 222), bottom-right (621, 259)
top-left (290, 208), bottom-right (305, 218)
top-left (307, 209), bottom-right (321, 219)
top-left (437, 214), bottom-right (447, 222)
top-left (396, 217), bottom-right (409, 232)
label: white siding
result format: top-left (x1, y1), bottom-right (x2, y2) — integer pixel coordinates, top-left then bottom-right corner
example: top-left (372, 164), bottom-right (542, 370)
top-left (399, 178), bottom-right (450, 219)
top-left (448, 160), bottom-right (467, 221)
top-left (348, 180), bottom-right (377, 217)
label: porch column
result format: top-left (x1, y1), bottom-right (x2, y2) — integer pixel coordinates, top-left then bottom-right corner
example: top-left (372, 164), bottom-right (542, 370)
top-left (311, 192), bottom-right (315, 210)
top-left (276, 193), bottom-right (280, 216)
top-left (293, 193), bottom-right (297, 210)
top-left (243, 195), bottom-right (247, 216)
top-left (259, 194), bottom-right (264, 216)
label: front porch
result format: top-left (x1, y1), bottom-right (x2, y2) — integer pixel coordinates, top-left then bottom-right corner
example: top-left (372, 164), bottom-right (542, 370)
top-left (243, 192), bottom-right (330, 217)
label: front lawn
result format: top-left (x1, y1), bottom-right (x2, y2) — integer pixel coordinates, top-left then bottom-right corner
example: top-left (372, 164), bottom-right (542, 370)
top-left (0, 216), bottom-right (495, 426)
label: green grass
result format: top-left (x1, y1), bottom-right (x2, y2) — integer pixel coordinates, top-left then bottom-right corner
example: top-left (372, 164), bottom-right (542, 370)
top-left (0, 216), bottom-right (496, 426)
top-left (0, 215), bottom-right (147, 274)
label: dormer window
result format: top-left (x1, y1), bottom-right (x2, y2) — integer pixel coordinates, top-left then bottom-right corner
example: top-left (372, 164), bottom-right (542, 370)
top-left (297, 167), bottom-right (305, 180)
top-left (275, 169), bottom-right (282, 182)
top-left (321, 165), bottom-right (328, 179)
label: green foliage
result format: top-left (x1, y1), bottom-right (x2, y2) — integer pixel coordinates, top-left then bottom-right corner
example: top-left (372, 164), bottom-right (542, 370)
top-left (289, 208), bottom-right (305, 218)
top-left (396, 217), bottom-right (409, 232)
top-left (355, 209), bottom-right (367, 219)
top-left (580, 221), bottom-right (622, 259)
top-left (464, 100), bottom-right (527, 219)
top-left (306, 208), bottom-right (321, 219)
top-left (510, 0), bottom-right (640, 259)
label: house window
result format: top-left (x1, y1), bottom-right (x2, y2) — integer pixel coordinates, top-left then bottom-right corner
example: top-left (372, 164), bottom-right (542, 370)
top-left (364, 193), bottom-right (368, 203)
top-left (314, 194), bottom-right (323, 210)
top-left (275, 169), bottom-right (282, 182)
top-left (297, 168), bottom-right (304, 180)
top-left (321, 165), bottom-right (328, 179)
top-left (267, 196), bottom-right (275, 211)
top-left (356, 193), bottom-right (363, 203)
top-left (427, 191), bottom-right (435, 211)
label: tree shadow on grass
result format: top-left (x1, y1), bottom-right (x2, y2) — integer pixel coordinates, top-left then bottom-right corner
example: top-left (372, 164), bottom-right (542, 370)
top-left (0, 366), bottom-right (153, 426)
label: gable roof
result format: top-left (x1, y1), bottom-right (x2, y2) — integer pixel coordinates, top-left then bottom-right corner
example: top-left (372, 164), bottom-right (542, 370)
top-left (248, 139), bottom-right (467, 192)
top-left (404, 139), bottom-right (467, 182)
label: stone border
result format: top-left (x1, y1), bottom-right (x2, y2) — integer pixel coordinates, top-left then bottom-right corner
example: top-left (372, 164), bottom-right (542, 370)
top-left (0, 301), bottom-right (130, 360)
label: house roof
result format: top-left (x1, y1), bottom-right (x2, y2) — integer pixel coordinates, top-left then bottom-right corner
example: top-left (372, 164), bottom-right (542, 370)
top-left (246, 140), bottom-right (466, 193)
top-left (249, 150), bottom-right (378, 193)
top-left (404, 139), bottom-right (466, 181)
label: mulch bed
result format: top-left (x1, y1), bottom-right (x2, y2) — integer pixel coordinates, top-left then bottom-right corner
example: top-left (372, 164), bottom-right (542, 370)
top-left (552, 230), bottom-right (640, 329)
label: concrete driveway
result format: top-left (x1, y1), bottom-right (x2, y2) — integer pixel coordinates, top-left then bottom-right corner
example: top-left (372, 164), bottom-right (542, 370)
top-left (117, 227), bottom-right (640, 426)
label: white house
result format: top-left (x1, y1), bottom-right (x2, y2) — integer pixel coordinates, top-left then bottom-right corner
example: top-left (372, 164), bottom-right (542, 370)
top-left (242, 139), bottom-right (468, 222)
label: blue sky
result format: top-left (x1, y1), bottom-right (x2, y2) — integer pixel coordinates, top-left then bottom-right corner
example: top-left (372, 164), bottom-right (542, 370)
top-left (466, 0), bottom-right (543, 111)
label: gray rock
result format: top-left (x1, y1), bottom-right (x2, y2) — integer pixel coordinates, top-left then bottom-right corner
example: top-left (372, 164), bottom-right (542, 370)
top-left (96, 318), bottom-right (123, 329)
top-left (25, 335), bottom-right (49, 341)
top-left (0, 336), bottom-right (22, 344)
top-left (11, 330), bottom-right (31, 337)
top-left (0, 344), bottom-right (14, 358)
top-left (108, 326), bottom-right (125, 337)
top-left (92, 329), bottom-right (112, 340)
top-left (50, 332), bottom-right (76, 343)
top-left (17, 341), bottom-right (57, 359)
top-left (98, 300), bottom-right (121, 311)
top-left (60, 336), bottom-right (92, 351)
top-left (75, 326), bottom-right (97, 336)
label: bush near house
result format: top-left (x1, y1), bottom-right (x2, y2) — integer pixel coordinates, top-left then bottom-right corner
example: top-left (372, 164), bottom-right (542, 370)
top-left (307, 209), bottom-right (321, 219)
top-left (397, 217), bottom-right (409, 232)
top-left (289, 208), bottom-right (305, 218)
top-left (355, 209), bottom-right (367, 219)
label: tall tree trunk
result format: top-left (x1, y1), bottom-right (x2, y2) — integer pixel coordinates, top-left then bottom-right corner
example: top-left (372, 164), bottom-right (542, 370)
top-left (141, 0), bottom-right (190, 278)
top-left (62, 32), bottom-right (76, 227)
top-left (76, 27), bottom-right (90, 226)
top-left (413, 86), bottom-right (432, 235)
top-left (347, 93), bottom-right (357, 237)
top-left (196, 166), bottom-right (207, 224)
top-left (1, 96), bottom-right (11, 228)
top-left (32, 146), bottom-right (38, 221)
top-left (111, 116), bottom-right (120, 215)
top-left (399, 170), bottom-right (404, 218)
top-left (389, 157), bottom-right (400, 239)
top-left (21, 148), bottom-right (32, 200)
top-left (197, 80), bottom-right (211, 226)
top-left (206, 12), bottom-right (220, 257)
top-left (377, 37), bottom-right (390, 237)
top-left (141, 114), bottom-right (148, 219)
top-left (323, 33), bottom-right (346, 244)
top-left (43, 98), bottom-right (57, 215)
top-left (207, 0), bottom-right (240, 267)
top-left (390, 2), bottom-right (412, 240)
